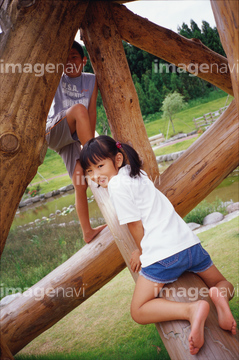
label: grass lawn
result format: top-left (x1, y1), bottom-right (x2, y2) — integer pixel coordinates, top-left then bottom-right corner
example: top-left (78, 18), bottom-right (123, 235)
top-left (15, 217), bottom-right (238, 360)
top-left (145, 94), bottom-right (233, 138)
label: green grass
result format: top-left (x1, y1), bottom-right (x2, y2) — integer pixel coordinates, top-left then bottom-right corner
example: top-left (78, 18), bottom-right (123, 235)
top-left (2, 219), bottom-right (236, 360)
top-left (154, 135), bottom-right (200, 156)
top-left (144, 93), bottom-right (233, 138)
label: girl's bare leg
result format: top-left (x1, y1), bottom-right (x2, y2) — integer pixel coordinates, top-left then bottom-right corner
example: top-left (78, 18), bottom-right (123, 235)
top-left (131, 275), bottom-right (210, 355)
top-left (72, 161), bottom-right (106, 243)
top-left (198, 264), bottom-right (236, 334)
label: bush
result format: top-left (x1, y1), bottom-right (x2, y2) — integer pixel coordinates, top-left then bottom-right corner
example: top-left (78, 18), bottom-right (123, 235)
top-left (184, 198), bottom-right (227, 225)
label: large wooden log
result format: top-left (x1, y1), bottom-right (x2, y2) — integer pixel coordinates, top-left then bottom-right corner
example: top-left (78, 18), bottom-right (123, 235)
top-left (0, 0), bottom-right (89, 257)
top-left (210, 0), bottom-right (239, 113)
top-left (111, 3), bottom-right (233, 96)
top-left (0, 334), bottom-right (14, 360)
top-left (81, 1), bottom-right (159, 183)
top-left (158, 100), bottom-right (239, 217)
top-left (1, 103), bottom-right (238, 356)
top-left (0, 228), bottom-right (125, 355)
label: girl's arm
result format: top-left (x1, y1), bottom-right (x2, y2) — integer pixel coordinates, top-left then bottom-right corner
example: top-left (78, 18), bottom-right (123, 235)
top-left (127, 220), bottom-right (144, 252)
top-left (127, 220), bottom-right (144, 273)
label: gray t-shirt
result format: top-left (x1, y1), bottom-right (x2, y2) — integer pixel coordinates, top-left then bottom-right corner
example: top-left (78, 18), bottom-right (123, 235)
top-left (48, 72), bottom-right (96, 121)
top-left (46, 72), bottom-right (96, 178)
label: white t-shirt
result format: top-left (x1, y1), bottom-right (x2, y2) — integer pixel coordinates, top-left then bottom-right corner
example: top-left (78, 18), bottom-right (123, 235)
top-left (108, 165), bottom-right (200, 267)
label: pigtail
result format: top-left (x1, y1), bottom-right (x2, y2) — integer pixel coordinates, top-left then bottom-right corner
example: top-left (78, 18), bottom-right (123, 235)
top-left (80, 135), bottom-right (143, 178)
top-left (120, 142), bottom-right (142, 178)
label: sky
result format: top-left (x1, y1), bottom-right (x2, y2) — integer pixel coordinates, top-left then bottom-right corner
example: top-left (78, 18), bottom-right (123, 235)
top-left (124, 0), bottom-right (216, 32)
top-left (75, 0), bottom-right (216, 44)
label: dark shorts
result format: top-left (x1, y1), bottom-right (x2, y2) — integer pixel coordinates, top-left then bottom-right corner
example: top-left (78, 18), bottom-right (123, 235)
top-left (45, 110), bottom-right (81, 179)
top-left (140, 243), bottom-right (213, 284)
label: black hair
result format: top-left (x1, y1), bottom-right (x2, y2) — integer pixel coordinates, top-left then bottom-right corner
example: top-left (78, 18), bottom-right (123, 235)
top-left (80, 135), bottom-right (142, 178)
top-left (71, 40), bottom-right (84, 59)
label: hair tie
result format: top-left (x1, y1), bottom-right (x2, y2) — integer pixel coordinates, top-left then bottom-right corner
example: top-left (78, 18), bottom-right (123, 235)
top-left (116, 141), bottom-right (122, 149)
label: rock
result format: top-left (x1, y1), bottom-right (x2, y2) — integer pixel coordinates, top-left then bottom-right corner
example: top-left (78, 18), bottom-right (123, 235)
top-left (55, 210), bottom-right (61, 215)
top-left (49, 213), bottom-right (55, 218)
top-left (203, 212), bottom-right (224, 226)
top-left (0, 293), bottom-right (21, 307)
top-left (32, 195), bottom-right (41, 203)
top-left (19, 198), bottom-right (33, 208)
top-left (226, 202), bottom-right (239, 213)
top-left (65, 184), bottom-right (74, 191)
top-left (59, 186), bottom-right (67, 192)
top-left (44, 191), bottom-right (53, 199)
top-left (187, 222), bottom-right (201, 231)
top-left (52, 189), bottom-right (60, 196)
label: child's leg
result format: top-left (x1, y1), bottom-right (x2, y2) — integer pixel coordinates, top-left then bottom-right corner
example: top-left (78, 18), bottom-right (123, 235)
top-left (72, 161), bottom-right (106, 243)
top-left (66, 104), bottom-right (94, 145)
top-left (66, 104), bottom-right (106, 242)
top-left (197, 264), bottom-right (236, 334)
top-left (131, 275), bottom-right (210, 355)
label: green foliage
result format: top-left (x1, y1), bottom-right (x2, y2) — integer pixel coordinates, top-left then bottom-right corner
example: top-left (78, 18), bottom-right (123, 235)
top-left (79, 19), bottom-right (225, 129)
top-left (178, 20), bottom-right (226, 56)
top-left (184, 198), bottom-right (227, 225)
top-left (161, 92), bottom-right (185, 119)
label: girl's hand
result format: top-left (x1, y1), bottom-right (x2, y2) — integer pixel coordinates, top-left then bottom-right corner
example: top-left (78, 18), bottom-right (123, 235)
top-left (130, 249), bottom-right (141, 273)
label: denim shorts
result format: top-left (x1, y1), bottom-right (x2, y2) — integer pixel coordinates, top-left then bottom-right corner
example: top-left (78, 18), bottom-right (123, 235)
top-left (140, 243), bottom-right (213, 284)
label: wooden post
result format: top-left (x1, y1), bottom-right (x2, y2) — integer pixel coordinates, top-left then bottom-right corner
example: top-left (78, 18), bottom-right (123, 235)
top-left (111, 3), bottom-right (233, 96)
top-left (81, 1), bottom-right (159, 183)
top-left (210, 0), bottom-right (239, 113)
top-left (0, 334), bottom-right (14, 360)
top-left (0, 0), bottom-right (89, 256)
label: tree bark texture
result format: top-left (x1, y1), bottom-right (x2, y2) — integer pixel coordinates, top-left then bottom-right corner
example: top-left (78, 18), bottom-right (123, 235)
top-left (210, 0), bottom-right (239, 113)
top-left (81, 1), bottom-right (160, 183)
top-left (0, 0), bottom-right (89, 256)
top-left (0, 333), bottom-right (14, 360)
top-left (111, 3), bottom-right (233, 96)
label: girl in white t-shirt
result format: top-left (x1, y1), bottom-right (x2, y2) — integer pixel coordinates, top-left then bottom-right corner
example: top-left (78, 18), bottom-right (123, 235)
top-left (80, 135), bottom-right (236, 355)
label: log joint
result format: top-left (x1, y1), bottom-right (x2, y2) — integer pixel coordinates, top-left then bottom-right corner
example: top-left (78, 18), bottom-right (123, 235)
top-left (0, 132), bottom-right (20, 154)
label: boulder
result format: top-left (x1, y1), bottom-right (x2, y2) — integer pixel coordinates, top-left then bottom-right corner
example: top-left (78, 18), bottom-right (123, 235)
top-left (203, 212), bottom-right (224, 226)
top-left (226, 202), bottom-right (239, 213)
top-left (187, 222), bottom-right (201, 231)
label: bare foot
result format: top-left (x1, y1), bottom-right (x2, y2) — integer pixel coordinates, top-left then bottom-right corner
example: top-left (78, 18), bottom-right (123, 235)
top-left (209, 287), bottom-right (237, 335)
top-left (84, 224), bottom-right (107, 243)
top-left (188, 300), bottom-right (210, 355)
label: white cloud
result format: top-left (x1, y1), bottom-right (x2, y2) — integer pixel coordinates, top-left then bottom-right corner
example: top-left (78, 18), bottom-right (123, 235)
top-left (75, 0), bottom-right (216, 44)
top-left (125, 0), bottom-right (216, 32)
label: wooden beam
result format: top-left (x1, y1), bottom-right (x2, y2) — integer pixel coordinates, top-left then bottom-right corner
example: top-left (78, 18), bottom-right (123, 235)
top-left (0, 228), bottom-right (125, 355)
top-left (1, 103), bottom-right (238, 356)
top-left (210, 0), bottom-right (239, 113)
top-left (158, 100), bottom-right (239, 217)
top-left (0, 0), bottom-right (89, 257)
top-left (110, 3), bottom-right (233, 96)
top-left (0, 334), bottom-right (14, 360)
top-left (81, 1), bottom-right (159, 183)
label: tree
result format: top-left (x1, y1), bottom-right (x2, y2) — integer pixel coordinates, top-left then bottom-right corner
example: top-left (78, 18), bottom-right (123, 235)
top-left (161, 92), bottom-right (185, 133)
